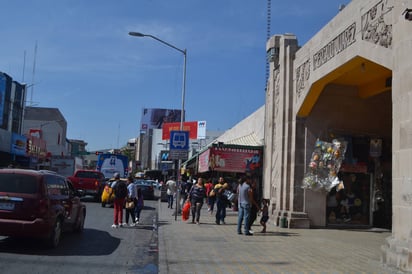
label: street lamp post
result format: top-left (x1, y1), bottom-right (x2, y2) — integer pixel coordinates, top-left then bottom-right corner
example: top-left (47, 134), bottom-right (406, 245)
top-left (128, 32), bottom-right (187, 131)
top-left (129, 31), bottom-right (187, 220)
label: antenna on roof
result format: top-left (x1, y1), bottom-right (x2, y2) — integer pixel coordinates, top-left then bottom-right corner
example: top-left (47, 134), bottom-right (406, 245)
top-left (22, 50), bottom-right (26, 82)
top-left (30, 41), bottom-right (38, 107)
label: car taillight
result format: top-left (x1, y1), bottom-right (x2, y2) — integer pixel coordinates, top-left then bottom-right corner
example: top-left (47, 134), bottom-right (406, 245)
top-left (95, 180), bottom-right (99, 187)
top-left (36, 198), bottom-right (49, 216)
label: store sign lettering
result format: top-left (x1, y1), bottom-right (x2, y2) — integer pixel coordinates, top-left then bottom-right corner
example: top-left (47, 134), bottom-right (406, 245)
top-left (313, 22), bottom-right (356, 71)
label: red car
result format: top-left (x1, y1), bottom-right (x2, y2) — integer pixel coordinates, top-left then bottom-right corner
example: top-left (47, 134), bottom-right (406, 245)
top-left (68, 170), bottom-right (106, 201)
top-left (0, 168), bottom-right (86, 248)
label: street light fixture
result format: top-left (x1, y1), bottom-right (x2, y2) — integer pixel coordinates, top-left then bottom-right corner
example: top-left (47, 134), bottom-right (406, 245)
top-left (129, 31), bottom-right (187, 220)
top-left (128, 31), bottom-right (187, 131)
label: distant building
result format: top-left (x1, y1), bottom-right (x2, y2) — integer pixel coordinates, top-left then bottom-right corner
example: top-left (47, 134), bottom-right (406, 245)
top-left (0, 72), bottom-right (27, 167)
top-left (68, 139), bottom-right (88, 157)
top-left (23, 107), bottom-right (68, 158)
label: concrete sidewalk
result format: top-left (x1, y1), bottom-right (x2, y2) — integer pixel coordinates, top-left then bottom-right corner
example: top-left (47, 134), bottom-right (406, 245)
top-left (157, 200), bottom-right (400, 274)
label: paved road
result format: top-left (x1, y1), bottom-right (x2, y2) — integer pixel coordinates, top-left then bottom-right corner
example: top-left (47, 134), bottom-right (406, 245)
top-left (157, 200), bottom-right (402, 274)
top-left (0, 197), bottom-right (159, 274)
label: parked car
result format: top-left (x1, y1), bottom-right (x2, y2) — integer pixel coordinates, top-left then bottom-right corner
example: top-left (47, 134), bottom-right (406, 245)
top-left (0, 168), bottom-right (86, 248)
top-left (100, 180), bottom-right (115, 207)
top-left (146, 179), bottom-right (161, 190)
top-left (134, 180), bottom-right (155, 200)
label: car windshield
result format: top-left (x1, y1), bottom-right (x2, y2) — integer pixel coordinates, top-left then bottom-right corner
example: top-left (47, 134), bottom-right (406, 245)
top-left (0, 174), bottom-right (38, 194)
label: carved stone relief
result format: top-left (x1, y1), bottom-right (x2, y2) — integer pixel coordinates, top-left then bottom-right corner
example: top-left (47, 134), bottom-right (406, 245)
top-left (361, 0), bottom-right (393, 49)
top-left (296, 59), bottom-right (310, 101)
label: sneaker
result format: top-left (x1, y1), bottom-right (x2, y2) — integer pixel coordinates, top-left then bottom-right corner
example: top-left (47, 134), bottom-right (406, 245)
top-left (135, 217), bottom-right (139, 222)
top-left (136, 221), bottom-right (139, 225)
top-left (344, 218), bottom-right (351, 223)
top-left (249, 230), bottom-right (254, 234)
top-left (111, 224), bottom-right (118, 229)
top-left (130, 223), bottom-right (136, 227)
top-left (196, 221), bottom-right (200, 225)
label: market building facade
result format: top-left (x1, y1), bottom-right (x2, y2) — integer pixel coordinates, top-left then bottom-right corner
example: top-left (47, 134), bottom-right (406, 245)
top-left (263, 0), bottom-right (412, 271)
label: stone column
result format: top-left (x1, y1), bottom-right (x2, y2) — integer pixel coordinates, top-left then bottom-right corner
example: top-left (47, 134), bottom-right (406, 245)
top-left (381, 1), bottom-right (412, 271)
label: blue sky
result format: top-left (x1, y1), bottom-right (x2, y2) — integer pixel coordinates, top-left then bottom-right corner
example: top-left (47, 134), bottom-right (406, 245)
top-left (1, 0), bottom-right (349, 151)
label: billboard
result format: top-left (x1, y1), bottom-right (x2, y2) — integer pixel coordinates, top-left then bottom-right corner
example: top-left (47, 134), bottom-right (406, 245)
top-left (0, 74), bottom-right (6, 126)
top-left (140, 108), bottom-right (182, 131)
top-left (198, 146), bottom-right (262, 173)
top-left (162, 121), bottom-right (207, 140)
top-left (11, 133), bottom-right (27, 156)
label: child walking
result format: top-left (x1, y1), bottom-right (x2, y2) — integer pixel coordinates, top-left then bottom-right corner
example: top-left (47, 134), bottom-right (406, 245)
top-left (260, 199), bottom-right (269, 233)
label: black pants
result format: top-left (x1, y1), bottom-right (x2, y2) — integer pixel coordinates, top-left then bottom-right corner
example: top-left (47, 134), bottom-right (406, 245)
top-left (191, 199), bottom-right (203, 223)
top-left (248, 206), bottom-right (258, 230)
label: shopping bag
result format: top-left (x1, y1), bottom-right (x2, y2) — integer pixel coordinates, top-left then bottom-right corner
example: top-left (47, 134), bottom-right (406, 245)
top-left (182, 200), bottom-right (191, 221)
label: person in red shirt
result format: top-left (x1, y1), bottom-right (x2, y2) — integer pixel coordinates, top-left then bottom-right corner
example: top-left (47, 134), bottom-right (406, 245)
top-left (204, 178), bottom-right (214, 213)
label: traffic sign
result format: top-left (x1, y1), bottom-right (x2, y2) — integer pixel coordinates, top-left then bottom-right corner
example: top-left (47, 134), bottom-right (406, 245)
top-left (170, 131), bottom-right (189, 150)
top-left (169, 150), bottom-right (188, 160)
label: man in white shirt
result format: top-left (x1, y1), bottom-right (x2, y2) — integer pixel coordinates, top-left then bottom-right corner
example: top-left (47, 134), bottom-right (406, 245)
top-left (166, 176), bottom-right (177, 209)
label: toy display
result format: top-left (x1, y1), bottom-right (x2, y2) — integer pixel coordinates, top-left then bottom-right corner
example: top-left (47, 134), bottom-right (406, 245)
top-left (302, 139), bottom-right (347, 192)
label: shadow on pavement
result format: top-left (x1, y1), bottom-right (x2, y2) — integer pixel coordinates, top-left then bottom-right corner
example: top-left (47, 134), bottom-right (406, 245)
top-left (0, 228), bottom-right (121, 256)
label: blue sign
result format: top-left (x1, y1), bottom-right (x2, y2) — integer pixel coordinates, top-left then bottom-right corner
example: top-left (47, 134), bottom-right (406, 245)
top-left (169, 131), bottom-right (189, 150)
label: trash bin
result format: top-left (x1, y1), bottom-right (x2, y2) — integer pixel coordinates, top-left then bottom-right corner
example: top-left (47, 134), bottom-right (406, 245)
top-left (280, 216), bottom-right (288, 228)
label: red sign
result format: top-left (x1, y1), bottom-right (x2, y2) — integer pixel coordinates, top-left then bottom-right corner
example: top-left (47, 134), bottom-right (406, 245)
top-left (198, 149), bottom-right (211, 173)
top-left (198, 147), bottom-right (262, 173)
top-left (162, 121), bottom-right (198, 140)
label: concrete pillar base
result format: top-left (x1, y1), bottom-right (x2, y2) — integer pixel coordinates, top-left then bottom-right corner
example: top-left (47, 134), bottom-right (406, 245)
top-left (381, 235), bottom-right (412, 273)
top-left (273, 210), bottom-right (310, 228)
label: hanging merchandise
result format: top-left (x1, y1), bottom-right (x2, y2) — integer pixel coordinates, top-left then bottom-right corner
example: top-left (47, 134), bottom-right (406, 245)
top-left (302, 139), bottom-right (347, 192)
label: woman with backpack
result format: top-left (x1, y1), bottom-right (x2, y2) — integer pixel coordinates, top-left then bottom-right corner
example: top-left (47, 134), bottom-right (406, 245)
top-left (111, 173), bottom-right (128, 228)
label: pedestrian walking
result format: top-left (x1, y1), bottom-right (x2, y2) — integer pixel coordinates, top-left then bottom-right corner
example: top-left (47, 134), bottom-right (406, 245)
top-left (204, 178), bottom-right (214, 212)
top-left (111, 173), bottom-right (128, 228)
top-left (260, 199), bottom-right (269, 233)
top-left (188, 177), bottom-right (206, 224)
top-left (125, 176), bottom-right (137, 226)
top-left (237, 175), bottom-right (253, 235)
top-left (214, 177), bottom-right (228, 224)
top-left (166, 176), bottom-right (177, 209)
top-left (247, 179), bottom-right (260, 234)
top-left (135, 187), bottom-right (144, 224)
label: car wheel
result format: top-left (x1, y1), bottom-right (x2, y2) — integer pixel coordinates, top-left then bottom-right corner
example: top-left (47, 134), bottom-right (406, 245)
top-left (47, 219), bottom-right (62, 248)
top-left (74, 209), bottom-right (85, 233)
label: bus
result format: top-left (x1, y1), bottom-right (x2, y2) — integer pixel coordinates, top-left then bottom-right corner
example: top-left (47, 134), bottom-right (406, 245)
top-left (96, 153), bottom-right (129, 179)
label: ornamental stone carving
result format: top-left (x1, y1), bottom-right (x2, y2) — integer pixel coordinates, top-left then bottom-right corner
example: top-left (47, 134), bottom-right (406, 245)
top-left (361, 0), bottom-right (393, 49)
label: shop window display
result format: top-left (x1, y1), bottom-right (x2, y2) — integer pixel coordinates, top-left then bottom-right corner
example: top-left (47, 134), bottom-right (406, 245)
top-left (327, 172), bottom-right (370, 225)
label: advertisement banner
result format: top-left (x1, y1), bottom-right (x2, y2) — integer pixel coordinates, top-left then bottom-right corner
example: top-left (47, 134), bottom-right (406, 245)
top-left (197, 121), bottom-right (206, 139)
top-left (198, 149), bottom-right (210, 173)
top-left (11, 133), bottom-right (27, 156)
top-left (140, 108), bottom-right (182, 131)
top-left (198, 147), bottom-right (262, 173)
top-left (162, 120), bottom-right (206, 140)
top-left (162, 121), bottom-right (197, 140)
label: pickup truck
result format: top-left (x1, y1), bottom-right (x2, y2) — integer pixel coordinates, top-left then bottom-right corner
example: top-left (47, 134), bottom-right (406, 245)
top-left (68, 170), bottom-right (106, 201)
